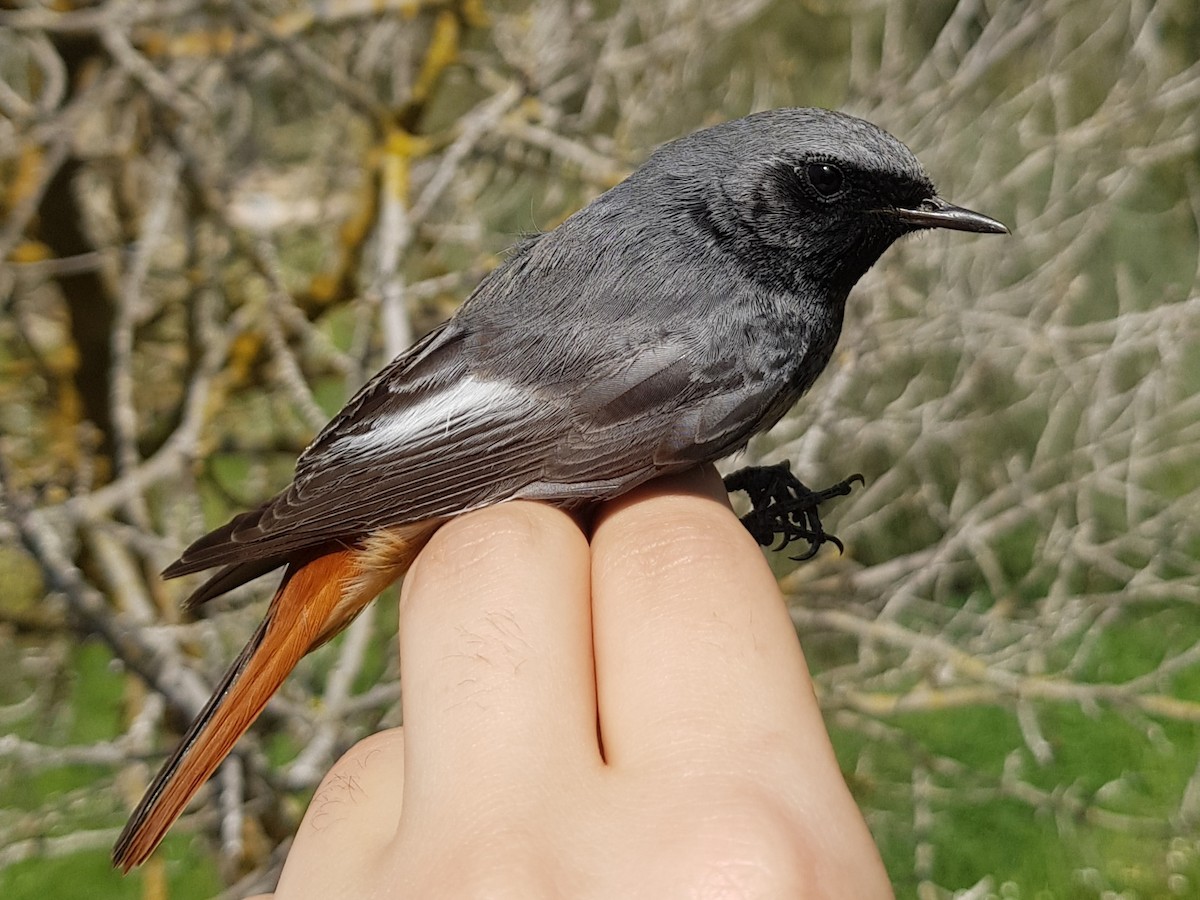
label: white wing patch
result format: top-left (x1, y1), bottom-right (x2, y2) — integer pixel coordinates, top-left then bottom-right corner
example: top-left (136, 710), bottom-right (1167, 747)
top-left (325, 375), bottom-right (531, 460)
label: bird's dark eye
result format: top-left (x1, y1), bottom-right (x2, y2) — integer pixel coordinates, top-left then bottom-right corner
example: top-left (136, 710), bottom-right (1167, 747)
top-left (803, 162), bottom-right (845, 198)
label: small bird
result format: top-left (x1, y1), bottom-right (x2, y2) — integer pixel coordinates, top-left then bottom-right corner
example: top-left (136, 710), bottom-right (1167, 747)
top-left (112, 107), bottom-right (1006, 869)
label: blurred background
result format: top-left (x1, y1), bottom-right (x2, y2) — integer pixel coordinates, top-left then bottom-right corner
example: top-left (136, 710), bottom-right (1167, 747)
top-left (1, 0), bottom-right (1198, 896)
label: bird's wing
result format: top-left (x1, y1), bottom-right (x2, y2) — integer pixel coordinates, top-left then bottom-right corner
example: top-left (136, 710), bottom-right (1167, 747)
top-left (166, 320), bottom-right (776, 580)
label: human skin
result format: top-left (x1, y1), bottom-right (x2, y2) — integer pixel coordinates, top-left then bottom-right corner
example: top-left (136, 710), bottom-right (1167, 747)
top-left (251, 466), bottom-right (893, 899)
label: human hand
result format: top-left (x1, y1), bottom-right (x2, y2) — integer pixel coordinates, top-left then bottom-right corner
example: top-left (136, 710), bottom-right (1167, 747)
top-left (253, 466), bottom-right (892, 899)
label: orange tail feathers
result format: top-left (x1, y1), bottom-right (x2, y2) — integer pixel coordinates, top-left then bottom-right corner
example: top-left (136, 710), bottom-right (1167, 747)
top-left (113, 523), bottom-right (436, 871)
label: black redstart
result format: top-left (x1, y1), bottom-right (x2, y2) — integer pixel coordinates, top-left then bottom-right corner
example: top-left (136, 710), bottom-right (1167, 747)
top-left (113, 107), bottom-right (1007, 869)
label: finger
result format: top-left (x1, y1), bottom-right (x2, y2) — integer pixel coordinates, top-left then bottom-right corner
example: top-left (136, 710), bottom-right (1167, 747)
top-left (396, 501), bottom-right (599, 818)
top-left (271, 728), bottom-right (407, 896)
top-left (590, 466), bottom-right (834, 776)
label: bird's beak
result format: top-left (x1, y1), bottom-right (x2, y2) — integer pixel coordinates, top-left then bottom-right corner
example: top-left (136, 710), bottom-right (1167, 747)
top-left (891, 196), bottom-right (1009, 234)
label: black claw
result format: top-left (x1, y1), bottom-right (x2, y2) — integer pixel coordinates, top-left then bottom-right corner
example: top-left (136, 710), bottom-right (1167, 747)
top-left (724, 464), bottom-right (864, 561)
top-left (821, 533), bottom-right (846, 557)
top-left (789, 542), bottom-right (820, 563)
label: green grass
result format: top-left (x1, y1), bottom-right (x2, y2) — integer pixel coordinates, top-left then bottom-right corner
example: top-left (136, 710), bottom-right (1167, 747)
top-left (0, 845), bottom-right (222, 900)
top-left (829, 695), bottom-right (1200, 895)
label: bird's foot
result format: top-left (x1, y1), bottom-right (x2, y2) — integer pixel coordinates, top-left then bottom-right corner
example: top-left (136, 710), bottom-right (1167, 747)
top-left (723, 462), bottom-right (864, 561)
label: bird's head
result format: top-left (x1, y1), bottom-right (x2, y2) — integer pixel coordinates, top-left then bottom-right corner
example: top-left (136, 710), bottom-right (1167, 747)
top-left (643, 108), bottom-right (1007, 296)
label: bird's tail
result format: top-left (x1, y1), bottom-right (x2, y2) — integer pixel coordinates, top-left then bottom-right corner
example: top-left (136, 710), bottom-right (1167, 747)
top-left (112, 526), bottom-right (433, 872)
